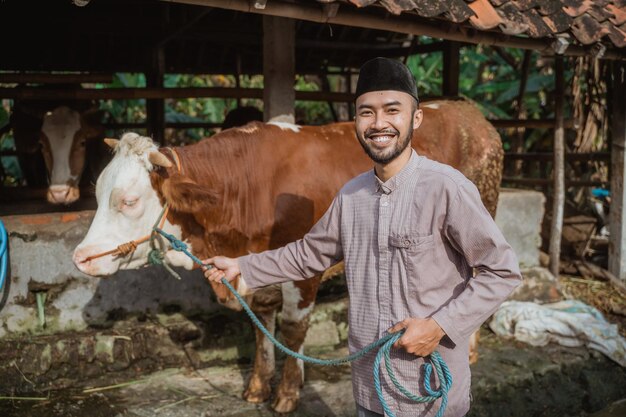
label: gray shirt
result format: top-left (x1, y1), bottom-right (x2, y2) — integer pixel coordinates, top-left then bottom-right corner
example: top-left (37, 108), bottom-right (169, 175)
top-left (239, 151), bottom-right (521, 416)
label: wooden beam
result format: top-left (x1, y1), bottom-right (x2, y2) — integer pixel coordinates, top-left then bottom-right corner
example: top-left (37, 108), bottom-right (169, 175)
top-left (503, 152), bottom-right (610, 162)
top-left (609, 61), bottom-right (626, 281)
top-left (0, 73), bottom-right (113, 84)
top-left (549, 57), bottom-right (566, 277)
top-left (501, 178), bottom-right (608, 187)
top-left (146, 47), bottom-right (166, 144)
top-left (263, 15), bottom-right (295, 121)
top-left (489, 118), bottom-right (575, 129)
top-left (163, 0), bottom-right (626, 60)
top-left (442, 41), bottom-right (460, 96)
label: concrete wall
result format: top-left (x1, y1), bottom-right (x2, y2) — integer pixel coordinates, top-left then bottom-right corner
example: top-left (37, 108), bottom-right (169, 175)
top-left (495, 188), bottom-right (545, 268)
top-left (0, 187), bottom-right (546, 339)
top-left (0, 211), bottom-right (217, 338)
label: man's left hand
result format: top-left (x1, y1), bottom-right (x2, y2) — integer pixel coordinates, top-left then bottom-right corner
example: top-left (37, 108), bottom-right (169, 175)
top-left (389, 317), bottom-right (446, 357)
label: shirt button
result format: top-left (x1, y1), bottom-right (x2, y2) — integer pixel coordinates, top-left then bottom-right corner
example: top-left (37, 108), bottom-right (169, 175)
top-left (404, 239), bottom-right (411, 246)
top-left (381, 201), bottom-right (389, 207)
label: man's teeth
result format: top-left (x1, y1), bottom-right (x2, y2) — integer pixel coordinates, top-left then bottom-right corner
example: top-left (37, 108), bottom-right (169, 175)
top-left (372, 136), bottom-right (393, 142)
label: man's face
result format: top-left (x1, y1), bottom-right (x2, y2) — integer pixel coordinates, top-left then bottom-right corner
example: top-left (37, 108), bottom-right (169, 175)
top-left (355, 90), bottom-right (423, 164)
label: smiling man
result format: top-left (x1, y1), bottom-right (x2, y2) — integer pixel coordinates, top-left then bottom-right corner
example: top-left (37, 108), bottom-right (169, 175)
top-left (204, 57), bottom-right (521, 417)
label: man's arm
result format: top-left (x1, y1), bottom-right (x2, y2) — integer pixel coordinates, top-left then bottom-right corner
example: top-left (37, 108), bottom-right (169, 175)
top-left (205, 194), bottom-right (343, 289)
top-left (430, 181), bottom-right (522, 346)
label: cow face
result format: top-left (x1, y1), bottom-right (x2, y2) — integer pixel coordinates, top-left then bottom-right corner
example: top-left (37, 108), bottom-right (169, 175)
top-left (39, 106), bottom-right (105, 204)
top-left (73, 133), bottom-right (173, 276)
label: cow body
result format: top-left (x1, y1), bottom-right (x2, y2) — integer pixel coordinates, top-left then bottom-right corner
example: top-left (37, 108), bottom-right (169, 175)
top-left (10, 98), bottom-right (106, 204)
top-left (73, 99), bottom-right (503, 412)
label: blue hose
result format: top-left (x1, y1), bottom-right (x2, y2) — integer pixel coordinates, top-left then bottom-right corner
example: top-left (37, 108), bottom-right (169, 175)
top-left (0, 219), bottom-right (7, 291)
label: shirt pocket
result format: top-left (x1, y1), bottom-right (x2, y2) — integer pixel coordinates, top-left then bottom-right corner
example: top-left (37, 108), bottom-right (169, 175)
top-left (389, 233), bottom-right (435, 297)
top-left (389, 233), bottom-right (434, 254)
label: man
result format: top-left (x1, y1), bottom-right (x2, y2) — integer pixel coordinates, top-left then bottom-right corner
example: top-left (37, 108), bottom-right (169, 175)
top-left (204, 57), bottom-right (521, 416)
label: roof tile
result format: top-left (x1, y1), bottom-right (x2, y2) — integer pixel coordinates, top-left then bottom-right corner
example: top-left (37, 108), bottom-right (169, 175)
top-left (562, 0), bottom-right (593, 18)
top-left (542, 9), bottom-right (573, 33)
top-left (496, 2), bottom-right (530, 34)
top-left (523, 8), bottom-right (553, 37)
top-left (535, 0), bottom-right (562, 16)
top-left (468, 0), bottom-right (504, 30)
top-left (607, 24), bottom-right (626, 47)
top-left (409, 0), bottom-right (449, 17)
top-left (571, 13), bottom-right (609, 44)
top-left (607, 4), bottom-right (626, 26)
top-left (445, 0), bottom-right (475, 22)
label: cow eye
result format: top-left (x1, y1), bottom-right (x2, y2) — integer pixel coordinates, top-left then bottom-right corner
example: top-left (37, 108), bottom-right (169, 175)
top-left (123, 199), bottom-right (138, 207)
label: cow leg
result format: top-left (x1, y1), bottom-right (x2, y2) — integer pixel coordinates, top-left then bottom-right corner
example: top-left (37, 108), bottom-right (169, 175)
top-left (273, 278), bottom-right (320, 413)
top-left (244, 287), bottom-right (282, 404)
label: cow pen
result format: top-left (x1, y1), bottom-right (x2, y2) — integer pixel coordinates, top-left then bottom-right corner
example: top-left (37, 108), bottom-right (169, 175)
top-left (1, 1), bottom-right (626, 416)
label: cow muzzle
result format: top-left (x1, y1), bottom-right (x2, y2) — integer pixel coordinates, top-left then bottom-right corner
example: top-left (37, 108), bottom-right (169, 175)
top-left (73, 245), bottom-right (121, 276)
top-left (47, 184), bottom-right (80, 205)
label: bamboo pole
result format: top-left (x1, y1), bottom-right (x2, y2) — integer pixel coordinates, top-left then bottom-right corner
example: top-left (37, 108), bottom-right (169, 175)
top-left (549, 57), bottom-right (566, 277)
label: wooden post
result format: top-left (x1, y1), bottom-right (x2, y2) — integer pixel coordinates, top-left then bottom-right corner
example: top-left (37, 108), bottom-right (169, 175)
top-left (549, 57), bottom-right (565, 277)
top-left (146, 47), bottom-right (165, 144)
top-left (610, 61), bottom-right (626, 281)
top-left (263, 15), bottom-right (295, 121)
top-left (442, 41), bottom-right (460, 96)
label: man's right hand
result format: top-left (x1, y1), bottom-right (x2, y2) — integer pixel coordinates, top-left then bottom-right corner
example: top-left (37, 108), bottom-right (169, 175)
top-left (201, 256), bottom-right (241, 284)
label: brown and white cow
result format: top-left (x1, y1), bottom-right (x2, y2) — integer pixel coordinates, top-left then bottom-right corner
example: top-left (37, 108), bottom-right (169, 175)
top-left (73, 99), bottom-right (503, 413)
top-left (10, 99), bottom-right (106, 204)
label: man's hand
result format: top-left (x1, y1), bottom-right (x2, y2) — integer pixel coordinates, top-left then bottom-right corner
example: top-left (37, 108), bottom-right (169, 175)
top-left (389, 317), bottom-right (446, 357)
top-left (201, 256), bottom-right (241, 284)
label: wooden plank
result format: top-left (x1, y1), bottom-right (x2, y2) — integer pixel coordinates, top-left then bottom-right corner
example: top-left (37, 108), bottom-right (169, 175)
top-left (263, 15), bottom-right (295, 121)
top-left (501, 178), bottom-right (608, 187)
top-left (489, 118), bottom-right (575, 128)
top-left (442, 41), bottom-right (460, 96)
top-left (549, 57), bottom-right (565, 277)
top-left (146, 47), bottom-right (166, 144)
top-left (0, 73), bottom-right (113, 84)
top-left (609, 61), bottom-right (626, 281)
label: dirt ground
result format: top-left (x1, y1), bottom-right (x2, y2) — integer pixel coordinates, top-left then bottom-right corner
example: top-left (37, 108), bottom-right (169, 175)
top-left (1, 326), bottom-right (624, 417)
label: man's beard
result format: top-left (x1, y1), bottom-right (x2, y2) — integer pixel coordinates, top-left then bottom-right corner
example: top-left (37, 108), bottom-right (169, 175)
top-left (356, 125), bottom-right (414, 164)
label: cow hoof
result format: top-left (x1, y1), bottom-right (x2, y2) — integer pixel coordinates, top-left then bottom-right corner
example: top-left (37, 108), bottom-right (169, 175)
top-left (272, 396), bottom-right (298, 413)
top-left (243, 386), bottom-right (271, 404)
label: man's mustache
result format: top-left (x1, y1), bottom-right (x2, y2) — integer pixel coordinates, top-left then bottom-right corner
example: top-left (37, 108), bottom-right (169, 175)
top-left (365, 128), bottom-right (399, 138)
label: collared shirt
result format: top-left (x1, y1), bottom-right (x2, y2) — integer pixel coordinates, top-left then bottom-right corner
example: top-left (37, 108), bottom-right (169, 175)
top-left (239, 150), bottom-right (521, 416)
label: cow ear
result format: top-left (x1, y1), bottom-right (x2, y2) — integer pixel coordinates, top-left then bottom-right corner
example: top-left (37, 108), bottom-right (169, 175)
top-left (161, 173), bottom-right (219, 213)
top-left (149, 151), bottom-right (173, 168)
top-left (104, 138), bottom-right (119, 149)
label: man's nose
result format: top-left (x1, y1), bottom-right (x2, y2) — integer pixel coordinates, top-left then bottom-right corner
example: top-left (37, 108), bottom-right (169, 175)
top-left (371, 113), bottom-right (388, 130)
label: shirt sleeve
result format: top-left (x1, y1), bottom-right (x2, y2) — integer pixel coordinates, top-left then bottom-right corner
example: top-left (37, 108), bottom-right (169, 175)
top-left (431, 181), bottom-right (522, 346)
top-left (238, 194), bottom-right (344, 289)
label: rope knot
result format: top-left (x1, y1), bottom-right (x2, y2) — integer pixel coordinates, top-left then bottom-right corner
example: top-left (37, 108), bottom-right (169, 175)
top-left (171, 239), bottom-right (188, 252)
top-left (116, 241), bottom-right (138, 256)
top-left (148, 249), bottom-right (164, 265)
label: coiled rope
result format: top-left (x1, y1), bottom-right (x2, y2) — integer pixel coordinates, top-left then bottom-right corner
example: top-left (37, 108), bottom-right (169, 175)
top-left (152, 226), bottom-right (452, 417)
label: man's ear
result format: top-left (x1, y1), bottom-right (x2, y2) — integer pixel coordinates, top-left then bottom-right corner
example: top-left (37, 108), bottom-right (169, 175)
top-left (161, 173), bottom-right (220, 213)
top-left (413, 108), bottom-right (423, 130)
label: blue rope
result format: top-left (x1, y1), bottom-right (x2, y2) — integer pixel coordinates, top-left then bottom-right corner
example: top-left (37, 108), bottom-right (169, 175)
top-left (0, 220), bottom-right (8, 291)
top-left (153, 227), bottom-right (452, 416)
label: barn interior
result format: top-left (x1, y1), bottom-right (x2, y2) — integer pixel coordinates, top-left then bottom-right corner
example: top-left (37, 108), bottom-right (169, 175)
top-left (1, 0), bottom-right (626, 416)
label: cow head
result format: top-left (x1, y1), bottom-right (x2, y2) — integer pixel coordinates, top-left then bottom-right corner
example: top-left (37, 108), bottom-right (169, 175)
top-left (73, 133), bottom-right (218, 277)
top-left (40, 106), bottom-right (104, 204)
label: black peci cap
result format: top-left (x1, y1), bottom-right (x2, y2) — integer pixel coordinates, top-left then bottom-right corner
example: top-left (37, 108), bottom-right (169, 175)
top-left (355, 57), bottom-right (419, 103)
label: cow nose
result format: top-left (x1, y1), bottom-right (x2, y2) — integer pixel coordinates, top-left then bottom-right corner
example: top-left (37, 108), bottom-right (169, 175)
top-left (72, 248), bottom-right (91, 274)
top-left (47, 185), bottom-right (71, 204)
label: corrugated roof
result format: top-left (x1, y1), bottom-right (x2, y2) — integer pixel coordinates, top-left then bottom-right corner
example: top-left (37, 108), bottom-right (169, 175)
top-left (337, 0), bottom-right (626, 48)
